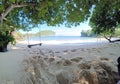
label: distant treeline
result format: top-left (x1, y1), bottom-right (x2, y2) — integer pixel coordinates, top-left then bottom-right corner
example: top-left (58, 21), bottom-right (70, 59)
top-left (81, 28), bottom-right (120, 37)
top-left (81, 30), bottom-right (97, 37)
top-left (36, 30), bottom-right (56, 36)
top-left (25, 30), bottom-right (56, 37)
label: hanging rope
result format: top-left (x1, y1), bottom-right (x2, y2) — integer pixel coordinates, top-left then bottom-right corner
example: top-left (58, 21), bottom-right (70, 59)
top-left (27, 26), bottom-right (42, 48)
top-left (39, 25), bottom-right (41, 44)
top-left (27, 30), bottom-right (30, 45)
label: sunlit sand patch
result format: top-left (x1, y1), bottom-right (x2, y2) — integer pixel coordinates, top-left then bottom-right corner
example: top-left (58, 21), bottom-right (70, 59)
top-left (12, 46), bottom-right (19, 50)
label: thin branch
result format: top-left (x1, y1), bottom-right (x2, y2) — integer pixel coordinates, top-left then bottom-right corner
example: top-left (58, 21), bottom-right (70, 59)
top-left (103, 33), bottom-right (112, 42)
top-left (0, 4), bottom-right (28, 31)
top-left (2, 4), bottom-right (28, 19)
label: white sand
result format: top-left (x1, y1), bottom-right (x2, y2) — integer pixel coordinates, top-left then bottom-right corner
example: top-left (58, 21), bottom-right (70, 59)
top-left (0, 41), bottom-right (120, 83)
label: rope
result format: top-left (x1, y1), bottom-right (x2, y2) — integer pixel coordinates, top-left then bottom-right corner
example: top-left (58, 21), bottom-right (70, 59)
top-left (27, 25), bottom-right (42, 48)
top-left (39, 25), bottom-right (41, 44)
top-left (27, 30), bottom-right (30, 45)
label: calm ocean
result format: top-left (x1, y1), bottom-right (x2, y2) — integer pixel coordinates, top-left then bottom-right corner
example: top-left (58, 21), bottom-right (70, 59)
top-left (29, 36), bottom-right (92, 41)
top-left (26, 36), bottom-right (105, 44)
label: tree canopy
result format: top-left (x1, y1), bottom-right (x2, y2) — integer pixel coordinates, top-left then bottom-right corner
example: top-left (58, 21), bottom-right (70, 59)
top-left (0, 0), bottom-right (119, 32)
top-left (0, 0), bottom-right (94, 32)
top-left (89, 0), bottom-right (120, 42)
top-left (0, 0), bottom-right (120, 51)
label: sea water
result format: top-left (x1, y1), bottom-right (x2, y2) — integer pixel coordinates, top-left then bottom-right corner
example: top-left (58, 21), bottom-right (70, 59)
top-left (26, 36), bottom-right (106, 45)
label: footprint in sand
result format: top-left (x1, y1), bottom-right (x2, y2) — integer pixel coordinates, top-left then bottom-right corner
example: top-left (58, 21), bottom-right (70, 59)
top-left (56, 60), bottom-right (63, 65)
top-left (48, 57), bottom-right (55, 63)
top-left (58, 56), bottom-right (62, 58)
top-left (44, 57), bottom-right (48, 60)
top-left (77, 62), bottom-right (91, 69)
top-left (96, 49), bottom-right (101, 53)
top-left (55, 51), bottom-right (60, 53)
top-left (109, 53), bottom-right (115, 55)
top-left (100, 57), bottom-right (110, 61)
top-left (63, 50), bottom-right (69, 55)
top-left (63, 50), bottom-right (68, 52)
top-left (92, 48), bottom-right (98, 51)
top-left (71, 49), bottom-right (77, 52)
top-left (81, 48), bottom-right (85, 51)
top-left (63, 60), bottom-right (72, 66)
top-left (70, 57), bottom-right (83, 63)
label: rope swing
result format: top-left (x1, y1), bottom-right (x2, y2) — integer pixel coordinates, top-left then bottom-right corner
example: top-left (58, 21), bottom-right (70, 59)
top-left (27, 27), bottom-right (42, 48)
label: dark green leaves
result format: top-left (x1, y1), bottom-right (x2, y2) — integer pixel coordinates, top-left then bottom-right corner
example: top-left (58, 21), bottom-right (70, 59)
top-left (89, 0), bottom-right (120, 35)
top-left (0, 0), bottom-right (119, 35)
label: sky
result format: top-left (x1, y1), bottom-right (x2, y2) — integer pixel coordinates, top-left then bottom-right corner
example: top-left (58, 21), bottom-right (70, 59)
top-left (20, 22), bottom-right (91, 36)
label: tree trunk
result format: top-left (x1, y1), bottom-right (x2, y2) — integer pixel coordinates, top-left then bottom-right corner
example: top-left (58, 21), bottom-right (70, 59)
top-left (0, 29), bottom-right (9, 52)
top-left (104, 35), bottom-right (120, 43)
top-left (0, 16), bottom-right (3, 31)
top-left (0, 42), bottom-right (8, 52)
top-left (110, 39), bottom-right (120, 43)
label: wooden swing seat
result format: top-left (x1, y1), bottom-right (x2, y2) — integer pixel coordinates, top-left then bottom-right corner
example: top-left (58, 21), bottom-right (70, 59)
top-left (27, 43), bottom-right (42, 48)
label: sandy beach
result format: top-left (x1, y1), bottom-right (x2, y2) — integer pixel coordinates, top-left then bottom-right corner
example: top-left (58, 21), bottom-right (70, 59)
top-left (0, 40), bottom-right (120, 84)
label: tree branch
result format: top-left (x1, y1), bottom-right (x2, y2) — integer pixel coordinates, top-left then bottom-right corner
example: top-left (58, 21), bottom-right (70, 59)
top-left (0, 4), bottom-right (28, 31)
top-left (103, 34), bottom-right (112, 42)
top-left (2, 4), bottom-right (28, 20)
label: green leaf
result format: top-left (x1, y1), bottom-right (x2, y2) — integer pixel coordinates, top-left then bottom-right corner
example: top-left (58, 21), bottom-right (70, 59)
top-left (0, 4), bottom-right (4, 12)
top-left (9, 0), bottom-right (16, 3)
top-left (48, 1), bottom-right (53, 6)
